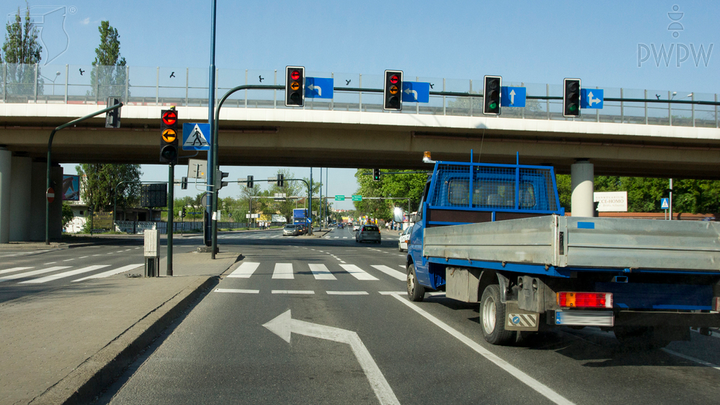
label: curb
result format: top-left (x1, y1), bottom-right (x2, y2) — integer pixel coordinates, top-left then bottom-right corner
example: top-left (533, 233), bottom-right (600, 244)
top-left (30, 276), bottom-right (220, 405)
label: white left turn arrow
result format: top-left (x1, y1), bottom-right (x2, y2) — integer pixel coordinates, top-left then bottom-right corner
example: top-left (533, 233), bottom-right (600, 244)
top-left (263, 310), bottom-right (400, 405)
top-left (307, 84), bottom-right (322, 97)
top-left (404, 87), bottom-right (418, 100)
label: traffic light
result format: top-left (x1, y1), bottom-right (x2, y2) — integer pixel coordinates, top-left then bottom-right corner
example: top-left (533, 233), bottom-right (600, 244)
top-left (105, 97), bottom-right (121, 128)
top-left (563, 78), bottom-right (581, 117)
top-left (180, 207), bottom-right (186, 218)
top-left (285, 66), bottom-right (305, 107)
top-left (181, 177), bottom-right (188, 190)
top-left (373, 168), bottom-right (381, 181)
top-left (160, 108), bottom-right (179, 164)
top-left (383, 70), bottom-right (403, 111)
top-left (215, 169), bottom-right (229, 190)
top-left (277, 173), bottom-right (284, 187)
top-left (247, 175), bottom-right (254, 188)
top-left (483, 76), bottom-right (501, 115)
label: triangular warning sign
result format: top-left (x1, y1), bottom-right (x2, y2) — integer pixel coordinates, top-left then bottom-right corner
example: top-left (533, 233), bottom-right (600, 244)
top-left (183, 124), bottom-right (209, 148)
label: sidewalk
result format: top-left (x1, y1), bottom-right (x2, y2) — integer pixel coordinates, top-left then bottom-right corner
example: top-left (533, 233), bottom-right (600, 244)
top-left (0, 244), bottom-right (242, 405)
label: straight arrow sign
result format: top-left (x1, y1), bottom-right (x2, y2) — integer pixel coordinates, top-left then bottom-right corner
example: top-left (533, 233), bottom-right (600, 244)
top-left (263, 310), bottom-right (400, 405)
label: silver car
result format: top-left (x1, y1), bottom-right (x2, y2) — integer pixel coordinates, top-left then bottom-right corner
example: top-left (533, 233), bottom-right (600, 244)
top-left (283, 224), bottom-right (299, 236)
top-left (355, 224), bottom-right (381, 244)
top-left (398, 226), bottom-right (411, 252)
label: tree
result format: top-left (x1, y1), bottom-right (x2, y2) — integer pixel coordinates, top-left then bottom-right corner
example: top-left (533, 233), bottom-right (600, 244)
top-left (354, 169), bottom-right (426, 220)
top-left (61, 203), bottom-right (74, 228)
top-left (1, 5), bottom-right (43, 98)
top-left (76, 164), bottom-right (142, 217)
top-left (267, 169), bottom-right (302, 222)
top-left (89, 21), bottom-right (127, 100)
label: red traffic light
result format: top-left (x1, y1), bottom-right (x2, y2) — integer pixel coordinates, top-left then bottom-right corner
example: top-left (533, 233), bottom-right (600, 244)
top-left (162, 110), bottom-right (177, 126)
top-left (291, 70), bottom-right (301, 81)
top-left (389, 75), bottom-right (399, 84)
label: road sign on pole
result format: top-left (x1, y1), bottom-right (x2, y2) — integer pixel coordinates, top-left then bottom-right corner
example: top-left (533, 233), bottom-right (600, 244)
top-left (661, 198), bottom-right (670, 210)
top-left (183, 123), bottom-right (211, 151)
top-left (335, 195), bottom-right (345, 201)
top-left (401, 81), bottom-right (430, 103)
top-left (580, 88), bottom-right (604, 109)
top-left (500, 86), bottom-right (526, 107)
top-left (306, 77), bottom-right (334, 99)
top-left (352, 195), bottom-right (362, 202)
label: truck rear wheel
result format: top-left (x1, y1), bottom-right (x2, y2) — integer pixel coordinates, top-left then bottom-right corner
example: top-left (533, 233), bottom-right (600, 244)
top-left (480, 284), bottom-right (516, 345)
top-left (407, 264), bottom-right (425, 302)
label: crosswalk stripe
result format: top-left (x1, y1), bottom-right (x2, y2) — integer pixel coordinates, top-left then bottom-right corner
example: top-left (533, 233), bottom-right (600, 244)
top-left (370, 265), bottom-right (406, 281)
top-left (0, 267), bottom-right (33, 276)
top-left (308, 263), bottom-right (337, 280)
top-left (272, 263), bottom-right (294, 279)
top-left (339, 264), bottom-right (379, 281)
top-left (215, 288), bottom-right (260, 294)
top-left (72, 264), bottom-right (144, 282)
top-left (0, 266), bottom-right (71, 283)
top-left (272, 290), bottom-right (314, 294)
top-left (326, 291), bottom-right (369, 295)
top-left (21, 265), bottom-right (110, 284)
top-left (227, 262), bottom-right (260, 278)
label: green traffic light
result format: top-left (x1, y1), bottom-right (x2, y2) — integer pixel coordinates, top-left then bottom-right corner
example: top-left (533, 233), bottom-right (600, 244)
top-left (489, 102), bottom-right (498, 110)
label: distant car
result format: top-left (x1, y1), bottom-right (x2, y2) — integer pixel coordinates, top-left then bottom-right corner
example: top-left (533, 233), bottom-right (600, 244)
top-left (398, 226), bottom-right (412, 252)
top-left (353, 224), bottom-right (360, 232)
top-left (356, 224), bottom-right (381, 244)
top-left (283, 224), bottom-right (299, 236)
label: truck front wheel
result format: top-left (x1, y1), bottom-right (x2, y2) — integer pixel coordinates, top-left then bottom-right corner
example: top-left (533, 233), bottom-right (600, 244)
top-left (407, 264), bottom-right (425, 302)
top-left (480, 284), bottom-right (516, 345)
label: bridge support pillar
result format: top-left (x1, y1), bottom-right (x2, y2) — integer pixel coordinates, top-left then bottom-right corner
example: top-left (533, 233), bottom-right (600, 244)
top-left (9, 156), bottom-right (32, 241)
top-left (0, 148), bottom-right (11, 243)
top-left (571, 159), bottom-right (595, 217)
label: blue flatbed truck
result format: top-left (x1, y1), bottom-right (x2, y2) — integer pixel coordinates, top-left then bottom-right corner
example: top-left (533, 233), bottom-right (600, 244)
top-left (405, 155), bottom-right (720, 348)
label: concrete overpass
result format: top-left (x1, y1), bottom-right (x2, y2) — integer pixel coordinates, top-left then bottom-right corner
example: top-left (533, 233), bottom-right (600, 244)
top-left (1, 64), bottom-right (719, 241)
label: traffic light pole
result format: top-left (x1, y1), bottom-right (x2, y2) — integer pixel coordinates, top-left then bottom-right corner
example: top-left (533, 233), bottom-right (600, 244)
top-left (45, 102), bottom-right (123, 245)
top-left (205, 0), bottom-right (218, 249)
top-left (167, 163), bottom-right (174, 276)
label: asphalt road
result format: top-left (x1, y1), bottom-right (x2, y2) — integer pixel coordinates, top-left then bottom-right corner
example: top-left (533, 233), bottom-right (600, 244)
top-left (92, 227), bottom-right (720, 405)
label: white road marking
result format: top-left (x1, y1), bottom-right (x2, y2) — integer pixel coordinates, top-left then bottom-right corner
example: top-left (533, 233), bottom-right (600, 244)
top-left (215, 288), bottom-right (260, 294)
top-left (309, 263), bottom-right (337, 280)
top-left (387, 293), bottom-right (575, 405)
top-left (73, 264), bottom-right (144, 282)
top-left (271, 290), bottom-right (315, 295)
top-left (227, 262), bottom-right (260, 278)
top-left (370, 265), bottom-right (406, 281)
top-left (327, 291), bottom-right (369, 295)
top-left (0, 266), bottom-right (71, 283)
top-left (62, 258), bottom-right (75, 262)
top-left (263, 310), bottom-right (399, 405)
top-left (339, 264), bottom-right (379, 281)
top-left (0, 267), bottom-right (33, 275)
top-left (272, 263), bottom-right (294, 279)
top-left (662, 348), bottom-right (720, 371)
top-left (21, 265), bottom-right (111, 284)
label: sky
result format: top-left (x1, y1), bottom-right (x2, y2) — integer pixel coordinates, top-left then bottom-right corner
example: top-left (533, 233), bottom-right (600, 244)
top-left (8, 0), bottom-right (719, 210)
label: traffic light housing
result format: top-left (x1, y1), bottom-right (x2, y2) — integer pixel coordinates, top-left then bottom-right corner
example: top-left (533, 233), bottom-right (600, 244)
top-left (373, 168), bottom-right (381, 181)
top-left (483, 76), bottom-right (502, 115)
top-left (383, 70), bottom-right (403, 111)
top-left (247, 175), bottom-right (254, 188)
top-left (105, 97), bottom-right (121, 128)
top-left (180, 207), bottom-right (186, 218)
top-left (181, 177), bottom-right (188, 190)
top-left (160, 108), bottom-right (179, 164)
top-left (563, 78), bottom-right (581, 117)
top-left (277, 173), bottom-right (284, 187)
top-left (285, 66), bottom-right (305, 107)
top-left (215, 169), bottom-right (229, 190)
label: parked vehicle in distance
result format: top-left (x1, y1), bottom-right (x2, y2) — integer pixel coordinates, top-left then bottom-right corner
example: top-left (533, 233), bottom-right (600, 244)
top-left (398, 226), bottom-right (411, 252)
top-left (356, 224), bottom-right (381, 244)
top-left (353, 224), bottom-right (360, 232)
top-left (282, 224), bottom-right (299, 236)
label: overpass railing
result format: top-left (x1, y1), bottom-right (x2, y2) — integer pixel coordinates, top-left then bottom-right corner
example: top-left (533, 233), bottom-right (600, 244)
top-left (1, 63), bottom-right (718, 128)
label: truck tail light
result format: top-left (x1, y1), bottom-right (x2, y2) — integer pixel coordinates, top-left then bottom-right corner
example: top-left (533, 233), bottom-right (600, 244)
top-left (713, 297), bottom-right (720, 312)
top-left (557, 292), bottom-right (613, 309)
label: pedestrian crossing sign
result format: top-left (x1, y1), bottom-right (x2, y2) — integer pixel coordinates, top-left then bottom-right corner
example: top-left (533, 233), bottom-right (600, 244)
top-left (661, 198), bottom-right (669, 210)
top-left (182, 123), bottom-right (211, 151)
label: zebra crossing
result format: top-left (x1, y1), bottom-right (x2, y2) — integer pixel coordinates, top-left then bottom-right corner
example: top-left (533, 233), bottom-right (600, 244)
top-left (226, 261), bottom-right (405, 282)
top-left (0, 263), bottom-right (144, 285)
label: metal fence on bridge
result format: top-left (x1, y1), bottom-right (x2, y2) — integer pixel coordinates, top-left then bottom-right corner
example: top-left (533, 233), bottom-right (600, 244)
top-left (1, 63), bottom-right (718, 128)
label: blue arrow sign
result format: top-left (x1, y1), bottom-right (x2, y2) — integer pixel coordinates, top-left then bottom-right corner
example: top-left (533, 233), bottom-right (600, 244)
top-left (581, 88), bottom-right (604, 109)
top-left (182, 123), bottom-right (211, 151)
top-left (501, 86), bottom-right (526, 107)
top-left (305, 77), bottom-right (333, 99)
top-left (402, 81), bottom-right (430, 103)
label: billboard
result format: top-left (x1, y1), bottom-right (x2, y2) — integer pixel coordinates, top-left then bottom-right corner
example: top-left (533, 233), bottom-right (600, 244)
top-left (594, 191), bottom-right (628, 212)
top-left (62, 175), bottom-right (80, 201)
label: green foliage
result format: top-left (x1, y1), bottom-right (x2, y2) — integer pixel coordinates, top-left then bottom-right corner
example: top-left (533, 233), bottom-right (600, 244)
top-left (61, 203), bottom-right (74, 228)
top-left (1, 6), bottom-right (43, 97)
top-left (76, 164), bottom-right (142, 213)
top-left (354, 169), bottom-right (427, 219)
top-left (89, 21), bottom-right (128, 99)
top-left (556, 174), bottom-right (720, 214)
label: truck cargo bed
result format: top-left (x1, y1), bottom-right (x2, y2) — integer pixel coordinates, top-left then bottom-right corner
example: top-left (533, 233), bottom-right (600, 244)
top-left (423, 215), bottom-right (720, 272)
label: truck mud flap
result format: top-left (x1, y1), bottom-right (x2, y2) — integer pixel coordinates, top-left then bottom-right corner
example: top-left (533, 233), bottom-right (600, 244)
top-left (505, 301), bottom-right (540, 331)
